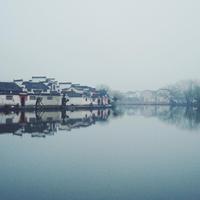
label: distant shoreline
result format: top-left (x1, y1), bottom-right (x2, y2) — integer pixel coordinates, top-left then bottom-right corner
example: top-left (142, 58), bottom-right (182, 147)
top-left (114, 103), bottom-right (200, 108)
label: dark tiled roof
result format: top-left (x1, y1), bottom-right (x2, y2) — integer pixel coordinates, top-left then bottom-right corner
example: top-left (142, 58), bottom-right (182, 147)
top-left (92, 90), bottom-right (108, 98)
top-left (14, 79), bottom-right (23, 82)
top-left (64, 91), bottom-right (82, 97)
top-left (59, 82), bottom-right (71, 84)
top-left (71, 85), bottom-right (95, 91)
top-left (32, 76), bottom-right (47, 79)
top-left (23, 82), bottom-right (49, 90)
top-left (0, 82), bottom-right (22, 93)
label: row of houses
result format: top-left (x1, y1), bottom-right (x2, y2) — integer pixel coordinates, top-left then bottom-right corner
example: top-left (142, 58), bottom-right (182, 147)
top-left (0, 76), bottom-right (111, 109)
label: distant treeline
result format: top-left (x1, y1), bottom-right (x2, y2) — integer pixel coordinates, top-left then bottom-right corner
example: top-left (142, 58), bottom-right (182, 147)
top-left (100, 80), bottom-right (200, 107)
top-left (167, 80), bottom-right (200, 107)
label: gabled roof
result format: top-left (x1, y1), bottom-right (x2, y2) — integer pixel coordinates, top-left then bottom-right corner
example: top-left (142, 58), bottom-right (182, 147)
top-left (32, 76), bottom-right (47, 79)
top-left (59, 82), bottom-right (72, 85)
top-left (14, 79), bottom-right (23, 82)
top-left (71, 85), bottom-right (96, 92)
top-left (92, 90), bottom-right (108, 97)
top-left (22, 82), bottom-right (49, 90)
top-left (0, 82), bottom-right (22, 94)
top-left (64, 91), bottom-right (82, 97)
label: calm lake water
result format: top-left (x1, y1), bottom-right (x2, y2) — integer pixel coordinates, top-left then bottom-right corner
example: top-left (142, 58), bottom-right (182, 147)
top-left (0, 106), bottom-right (200, 200)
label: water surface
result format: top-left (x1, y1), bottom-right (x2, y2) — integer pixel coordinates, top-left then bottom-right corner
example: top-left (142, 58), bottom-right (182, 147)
top-left (0, 106), bottom-right (200, 200)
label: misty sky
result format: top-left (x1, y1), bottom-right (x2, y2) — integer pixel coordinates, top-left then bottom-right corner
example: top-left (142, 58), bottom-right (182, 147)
top-left (0, 0), bottom-right (199, 91)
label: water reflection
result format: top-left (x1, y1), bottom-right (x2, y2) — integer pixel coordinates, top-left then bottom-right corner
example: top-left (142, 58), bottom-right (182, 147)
top-left (113, 106), bottom-right (200, 130)
top-left (0, 109), bottom-right (111, 137)
top-left (0, 106), bottom-right (200, 137)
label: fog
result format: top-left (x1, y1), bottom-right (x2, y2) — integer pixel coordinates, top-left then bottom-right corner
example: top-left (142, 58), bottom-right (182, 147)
top-left (0, 0), bottom-right (200, 91)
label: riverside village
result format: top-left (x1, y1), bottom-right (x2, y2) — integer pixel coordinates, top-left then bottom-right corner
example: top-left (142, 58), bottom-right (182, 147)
top-left (0, 76), bottom-right (111, 110)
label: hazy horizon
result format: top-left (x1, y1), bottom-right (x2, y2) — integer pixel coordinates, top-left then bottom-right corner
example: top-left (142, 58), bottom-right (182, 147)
top-left (1, 0), bottom-right (200, 91)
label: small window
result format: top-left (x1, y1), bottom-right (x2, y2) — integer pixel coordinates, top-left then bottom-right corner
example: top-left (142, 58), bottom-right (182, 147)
top-left (6, 118), bottom-right (13, 124)
top-left (47, 96), bottom-right (53, 100)
top-left (6, 95), bottom-right (13, 100)
top-left (30, 96), bottom-right (36, 100)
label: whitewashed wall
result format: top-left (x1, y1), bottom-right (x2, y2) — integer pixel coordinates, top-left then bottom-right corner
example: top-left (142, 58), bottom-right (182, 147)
top-left (41, 96), bottom-right (62, 106)
top-left (103, 97), bottom-right (109, 105)
top-left (25, 95), bottom-right (37, 106)
top-left (66, 97), bottom-right (109, 106)
top-left (0, 95), bottom-right (21, 106)
top-left (91, 98), bottom-right (99, 105)
top-left (66, 97), bottom-right (93, 106)
top-left (91, 97), bottom-right (109, 106)
top-left (0, 94), bottom-right (109, 107)
top-left (25, 95), bottom-right (62, 106)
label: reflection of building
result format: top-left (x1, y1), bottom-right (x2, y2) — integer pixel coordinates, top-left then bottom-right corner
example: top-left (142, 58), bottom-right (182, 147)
top-left (59, 109), bottom-right (110, 131)
top-left (0, 109), bottom-right (111, 137)
top-left (0, 112), bottom-right (23, 134)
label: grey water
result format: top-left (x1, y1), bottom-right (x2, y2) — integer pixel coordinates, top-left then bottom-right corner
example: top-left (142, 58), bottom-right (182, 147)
top-left (0, 106), bottom-right (200, 200)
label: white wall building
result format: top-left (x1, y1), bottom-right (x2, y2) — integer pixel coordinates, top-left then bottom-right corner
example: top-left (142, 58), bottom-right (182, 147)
top-left (0, 82), bottom-right (23, 107)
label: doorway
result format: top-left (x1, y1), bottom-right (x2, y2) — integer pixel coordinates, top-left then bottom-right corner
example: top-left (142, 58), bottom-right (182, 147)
top-left (20, 95), bottom-right (26, 107)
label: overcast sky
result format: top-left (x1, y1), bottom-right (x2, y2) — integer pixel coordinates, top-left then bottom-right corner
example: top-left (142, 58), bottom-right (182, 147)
top-left (0, 0), bottom-right (199, 91)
